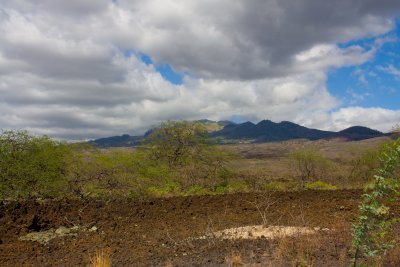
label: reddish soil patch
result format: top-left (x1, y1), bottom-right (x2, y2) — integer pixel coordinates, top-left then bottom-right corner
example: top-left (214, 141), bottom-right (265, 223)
top-left (1, 190), bottom-right (399, 266)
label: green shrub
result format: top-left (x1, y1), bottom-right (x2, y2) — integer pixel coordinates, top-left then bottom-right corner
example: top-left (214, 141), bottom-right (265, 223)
top-left (352, 138), bottom-right (400, 266)
top-left (264, 181), bottom-right (296, 191)
top-left (185, 185), bottom-right (210, 195)
top-left (288, 148), bottom-right (333, 188)
top-left (215, 180), bottom-right (248, 194)
top-left (146, 180), bottom-right (181, 197)
top-left (142, 121), bottom-right (235, 191)
top-left (305, 181), bottom-right (337, 190)
top-left (0, 130), bottom-right (70, 199)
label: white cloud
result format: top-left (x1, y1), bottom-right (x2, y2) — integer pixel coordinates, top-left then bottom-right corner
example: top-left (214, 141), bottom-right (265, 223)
top-left (0, 0), bottom-right (399, 139)
top-left (380, 64), bottom-right (400, 79)
top-left (330, 107), bottom-right (400, 132)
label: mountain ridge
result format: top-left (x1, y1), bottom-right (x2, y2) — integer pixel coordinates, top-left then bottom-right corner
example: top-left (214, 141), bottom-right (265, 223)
top-left (89, 119), bottom-right (387, 147)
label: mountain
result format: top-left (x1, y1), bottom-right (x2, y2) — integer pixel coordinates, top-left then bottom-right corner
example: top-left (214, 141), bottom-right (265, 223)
top-left (211, 120), bottom-right (334, 141)
top-left (335, 126), bottom-right (385, 141)
top-left (195, 119), bottom-right (236, 132)
top-left (211, 120), bottom-right (386, 142)
top-left (89, 134), bottom-right (143, 147)
top-left (89, 120), bottom-right (386, 147)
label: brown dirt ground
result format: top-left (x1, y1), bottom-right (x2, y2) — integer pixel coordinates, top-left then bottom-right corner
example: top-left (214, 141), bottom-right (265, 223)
top-left (1, 190), bottom-right (399, 266)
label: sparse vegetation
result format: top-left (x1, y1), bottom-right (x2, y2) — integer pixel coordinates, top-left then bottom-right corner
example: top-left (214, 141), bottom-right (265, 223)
top-left (305, 181), bottom-right (337, 190)
top-left (288, 148), bottom-right (333, 188)
top-left (89, 249), bottom-right (111, 267)
top-left (1, 124), bottom-right (399, 266)
top-left (0, 123), bottom-right (238, 200)
top-left (351, 137), bottom-right (400, 266)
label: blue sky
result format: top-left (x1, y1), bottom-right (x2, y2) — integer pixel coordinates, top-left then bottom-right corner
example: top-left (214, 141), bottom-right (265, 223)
top-left (328, 20), bottom-right (400, 111)
top-left (139, 53), bottom-right (184, 85)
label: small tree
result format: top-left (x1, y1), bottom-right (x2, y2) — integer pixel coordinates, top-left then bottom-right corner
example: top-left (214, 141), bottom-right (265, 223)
top-left (288, 148), bottom-right (331, 188)
top-left (347, 148), bottom-right (381, 183)
top-left (391, 124), bottom-right (400, 139)
top-left (0, 130), bottom-right (69, 199)
top-left (145, 121), bottom-right (209, 168)
top-left (143, 121), bottom-right (232, 190)
top-left (64, 145), bottom-right (139, 198)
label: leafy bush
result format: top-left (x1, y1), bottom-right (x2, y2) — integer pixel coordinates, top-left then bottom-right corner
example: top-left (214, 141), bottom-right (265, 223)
top-left (0, 123), bottom-right (237, 199)
top-left (0, 130), bottom-right (70, 199)
top-left (185, 185), bottom-right (210, 195)
top-left (352, 138), bottom-right (400, 266)
top-left (348, 145), bottom-right (388, 184)
top-left (146, 180), bottom-right (181, 197)
top-left (143, 121), bottom-right (235, 191)
top-left (264, 180), bottom-right (297, 191)
top-left (144, 121), bottom-right (209, 168)
top-left (305, 181), bottom-right (337, 190)
top-left (215, 180), bottom-right (248, 193)
top-left (288, 148), bottom-right (333, 188)
top-left (64, 146), bottom-right (143, 198)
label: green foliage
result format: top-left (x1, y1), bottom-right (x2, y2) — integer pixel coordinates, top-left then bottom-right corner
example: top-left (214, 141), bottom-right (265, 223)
top-left (0, 123), bottom-right (236, 200)
top-left (391, 124), bottom-right (400, 139)
top-left (351, 138), bottom-right (400, 266)
top-left (145, 121), bottom-right (209, 168)
top-left (0, 130), bottom-right (69, 199)
top-left (64, 146), bottom-right (142, 198)
top-left (305, 181), bottom-right (337, 190)
top-left (214, 180), bottom-right (248, 194)
top-left (143, 121), bottom-right (234, 191)
top-left (185, 185), bottom-right (210, 195)
top-left (288, 148), bottom-right (332, 188)
top-left (348, 145), bottom-right (387, 184)
top-left (264, 181), bottom-right (296, 191)
top-left (146, 180), bottom-right (181, 197)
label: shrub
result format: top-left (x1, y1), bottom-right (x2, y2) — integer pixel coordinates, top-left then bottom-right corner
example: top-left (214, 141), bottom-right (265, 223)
top-left (215, 180), bottom-right (248, 194)
top-left (305, 181), bottom-right (337, 190)
top-left (185, 185), bottom-right (210, 195)
top-left (0, 130), bottom-right (70, 199)
top-left (64, 146), bottom-right (143, 198)
top-left (288, 148), bottom-right (332, 188)
top-left (351, 137), bottom-right (400, 266)
top-left (264, 181), bottom-right (296, 191)
top-left (347, 145), bottom-right (387, 184)
top-left (146, 180), bottom-right (181, 197)
top-left (143, 121), bottom-right (235, 191)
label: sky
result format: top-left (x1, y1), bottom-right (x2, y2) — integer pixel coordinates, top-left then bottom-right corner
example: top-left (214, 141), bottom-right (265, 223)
top-left (0, 0), bottom-right (399, 140)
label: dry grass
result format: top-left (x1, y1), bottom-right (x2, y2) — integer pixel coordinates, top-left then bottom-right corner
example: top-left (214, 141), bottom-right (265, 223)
top-left (225, 253), bottom-right (245, 266)
top-left (90, 249), bottom-right (111, 267)
top-left (224, 137), bottom-right (390, 190)
top-left (271, 226), bottom-right (351, 267)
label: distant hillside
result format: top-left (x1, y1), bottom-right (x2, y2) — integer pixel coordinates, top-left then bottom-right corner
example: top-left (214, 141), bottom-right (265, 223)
top-left (90, 120), bottom-right (234, 147)
top-left (89, 120), bottom-right (386, 147)
top-left (335, 126), bottom-right (385, 141)
top-left (211, 120), bottom-right (385, 142)
top-left (195, 119), bottom-right (235, 132)
top-left (211, 120), bottom-right (335, 141)
top-left (89, 134), bottom-right (143, 147)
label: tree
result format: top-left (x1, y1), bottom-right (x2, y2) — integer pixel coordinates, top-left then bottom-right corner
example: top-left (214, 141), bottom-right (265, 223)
top-left (143, 121), bottom-right (232, 190)
top-left (347, 147), bottom-right (381, 183)
top-left (0, 130), bottom-right (69, 199)
top-left (288, 148), bottom-right (331, 188)
top-left (145, 121), bottom-right (209, 168)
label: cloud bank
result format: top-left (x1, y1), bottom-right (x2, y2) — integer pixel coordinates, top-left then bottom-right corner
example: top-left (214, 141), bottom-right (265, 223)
top-left (0, 0), bottom-right (399, 139)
